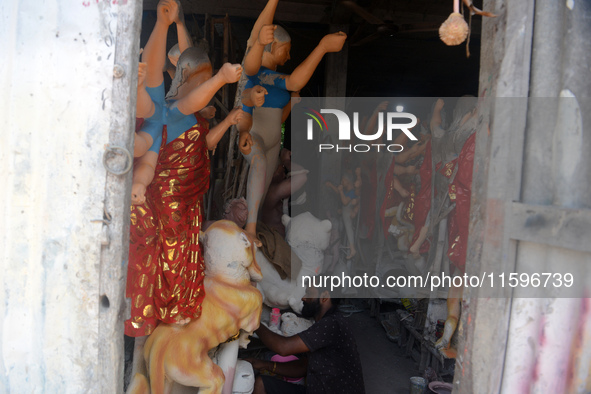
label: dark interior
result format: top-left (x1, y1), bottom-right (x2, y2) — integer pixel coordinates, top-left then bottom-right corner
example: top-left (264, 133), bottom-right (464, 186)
top-left (141, 0), bottom-right (482, 99)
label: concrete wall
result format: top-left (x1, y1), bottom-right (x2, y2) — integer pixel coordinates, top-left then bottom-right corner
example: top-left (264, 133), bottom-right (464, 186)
top-left (0, 0), bottom-right (140, 391)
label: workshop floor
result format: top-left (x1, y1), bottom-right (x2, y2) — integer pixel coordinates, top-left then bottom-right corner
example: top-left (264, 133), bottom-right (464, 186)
top-left (344, 301), bottom-right (421, 394)
top-left (124, 301), bottom-right (422, 393)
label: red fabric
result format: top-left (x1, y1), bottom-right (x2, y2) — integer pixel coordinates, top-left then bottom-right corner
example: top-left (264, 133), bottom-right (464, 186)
top-left (410, 140), bottom-right (433, 254)
top-left (125, 115), bottom-right (210, 337)
top-left (446, 133), bottom-right (476, 273)
top-left (401, 184), bottom-right (416, 223)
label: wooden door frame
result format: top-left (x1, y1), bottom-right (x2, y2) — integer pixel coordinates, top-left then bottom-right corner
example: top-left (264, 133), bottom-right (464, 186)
top-left (454, 0), bottom-right (536, 392)
top-left (98, 1), bottom-right (142, 391)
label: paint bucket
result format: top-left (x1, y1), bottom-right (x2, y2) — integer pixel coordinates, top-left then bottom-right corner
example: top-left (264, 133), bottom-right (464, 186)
top-left (410, 376), bottom-right (428, 394)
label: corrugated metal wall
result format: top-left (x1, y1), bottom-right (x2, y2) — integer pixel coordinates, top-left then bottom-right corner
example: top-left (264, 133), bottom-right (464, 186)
top-left (458, 0), bottom-right (591, 393)
top-left (501, 0), bottom-right (591, 392)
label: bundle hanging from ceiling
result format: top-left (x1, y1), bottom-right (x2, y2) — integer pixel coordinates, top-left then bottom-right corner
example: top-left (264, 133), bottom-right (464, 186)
top-left (439, 0), bottom-right (497, 57)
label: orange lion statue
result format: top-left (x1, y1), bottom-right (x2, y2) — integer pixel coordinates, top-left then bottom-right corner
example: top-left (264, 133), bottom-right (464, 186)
top-left (128, 220), bottom-right (263, 394)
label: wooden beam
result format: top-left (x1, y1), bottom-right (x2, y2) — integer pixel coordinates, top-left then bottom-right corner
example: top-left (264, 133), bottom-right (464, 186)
top-left (323, 24), bottom-right (348, 97)
top-left (142, 0), bottom-right (476, 25)
top-left (100, 0), bottom-right (143, 392)
top-left (143, 0), bottom-right (332, 24)
top-left (508, 203), bottom-right (591, 253)
top-left (319, 24), bottom-right (349, 213)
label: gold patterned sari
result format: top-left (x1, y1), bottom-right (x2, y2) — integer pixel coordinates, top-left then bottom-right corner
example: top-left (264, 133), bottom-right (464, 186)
top-left (125, 115), bottom-right (210, 337)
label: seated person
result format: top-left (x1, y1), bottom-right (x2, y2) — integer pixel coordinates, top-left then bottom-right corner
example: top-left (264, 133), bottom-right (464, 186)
top-left (246, 285), bottom-right (365, 394)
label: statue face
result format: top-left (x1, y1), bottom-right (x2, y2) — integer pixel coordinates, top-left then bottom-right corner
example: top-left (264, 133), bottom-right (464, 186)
top-left (176, 65), bottom-right (213, 99)
top-left (223, 199), bottom-right (248, 229)
top-left (189, 67), bottom-right (213, 86)
top-left (272, 41), bottom-right (291, 66)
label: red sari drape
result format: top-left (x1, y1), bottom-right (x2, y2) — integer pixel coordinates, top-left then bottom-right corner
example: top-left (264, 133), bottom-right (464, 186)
top-left (125, 115), bottom-right (210, 337)
top-left (446, 133), bottom-right (476, 273)
top-left (409, 134), bottom-right (476, 273)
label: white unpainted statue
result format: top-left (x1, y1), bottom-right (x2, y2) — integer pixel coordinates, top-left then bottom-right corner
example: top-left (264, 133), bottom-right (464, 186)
top-left (280, 312), bottom-right (314, 336)
top-left (256, 212), bottom-right (332, 313)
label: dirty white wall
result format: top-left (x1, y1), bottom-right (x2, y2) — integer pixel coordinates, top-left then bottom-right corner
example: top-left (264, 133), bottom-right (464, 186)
top-left (0, 0), bottom-right (139, 391)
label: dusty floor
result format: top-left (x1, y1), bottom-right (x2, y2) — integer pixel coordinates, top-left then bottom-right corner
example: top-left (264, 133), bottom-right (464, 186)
top-left (342, 301), bottom-right (420, 394)
top-left (124, 300), bottom-right (422, 393)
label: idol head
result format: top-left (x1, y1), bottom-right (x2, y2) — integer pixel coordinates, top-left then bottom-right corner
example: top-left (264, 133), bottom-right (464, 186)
top-left (166, 46), bottom-right (212, 100)
top-left (451, 95), bottom-right (478, 129)
top-left (263, 26), bottom-right (291, 67)
top-left (301, 282), bottom-right (341, 321)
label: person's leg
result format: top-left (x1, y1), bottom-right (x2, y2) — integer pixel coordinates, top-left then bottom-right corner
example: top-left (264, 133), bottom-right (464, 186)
top-left (243, 134), bottom-right (267, 244)
top-left (258, 375), bottom-right (307, 394)
top-left (261, 142), bottom-right (281, 206)
top-left (253, 375), bottom-right (267, 394)
top-left (262, 141), bottom-right (282, 200)
top-left (243, 107), bottom-right (283, 243)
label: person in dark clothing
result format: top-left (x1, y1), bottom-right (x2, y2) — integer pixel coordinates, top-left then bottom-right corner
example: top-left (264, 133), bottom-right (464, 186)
top-left (246, 286), bottom-right (365, 394)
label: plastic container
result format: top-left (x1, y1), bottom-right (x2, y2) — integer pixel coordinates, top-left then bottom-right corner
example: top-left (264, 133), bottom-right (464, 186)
top-left (270, 308), bottom-right (281, 330)
top-left (410, 376), bottom-right (428, 394)
top-left (428, 381), bottom-right (453, 394)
